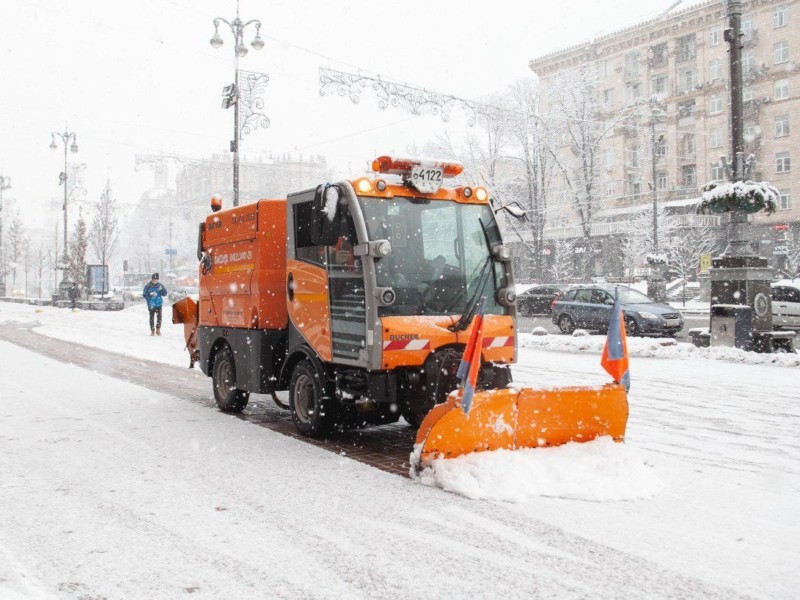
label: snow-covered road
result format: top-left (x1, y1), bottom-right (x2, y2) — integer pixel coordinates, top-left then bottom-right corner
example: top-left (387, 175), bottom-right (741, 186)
top-left (1, 302), bottom-right (798, 598)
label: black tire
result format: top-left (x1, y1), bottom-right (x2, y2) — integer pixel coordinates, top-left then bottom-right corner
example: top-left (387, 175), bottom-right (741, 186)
top-left (212, 345), bottom-right (249, 413)
top-left (289, 360), bottom-right (338, 437)
top-left (558, 314), bottom-right (576, 335)
top-left (625, 317), bottom-right (639, 337)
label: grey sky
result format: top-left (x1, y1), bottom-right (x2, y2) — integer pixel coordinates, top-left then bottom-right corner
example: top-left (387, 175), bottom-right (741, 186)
top-left (0, 0), bottom-right (697, 233)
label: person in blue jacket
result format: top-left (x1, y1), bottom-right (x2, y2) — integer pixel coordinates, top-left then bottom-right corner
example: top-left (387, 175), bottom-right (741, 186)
top-left (143, 273), bottom-right (167, 336)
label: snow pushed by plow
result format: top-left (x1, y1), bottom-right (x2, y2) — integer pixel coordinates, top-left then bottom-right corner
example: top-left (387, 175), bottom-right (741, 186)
top-left (414, 437), bottom-right (662, 502)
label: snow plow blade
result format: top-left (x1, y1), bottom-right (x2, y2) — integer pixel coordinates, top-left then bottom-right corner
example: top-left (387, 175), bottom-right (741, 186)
top-left (414, 384), bottom-right (628, 468)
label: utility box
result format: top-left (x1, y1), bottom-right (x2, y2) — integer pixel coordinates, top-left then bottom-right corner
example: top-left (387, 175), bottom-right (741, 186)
top-left (710, 304), bottom-right (752, 349)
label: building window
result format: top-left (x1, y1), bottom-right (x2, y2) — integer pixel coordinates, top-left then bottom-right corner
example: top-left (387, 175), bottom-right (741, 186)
top-left (709, 95), bottom-right (723, 114)
top-left (776, 152), bottom-right (791, 173)
top-left (682, 165), bottom-right (697, 187)
top-left (774, 78), bottom-right (789, 100)
top-left (709, 59), bottom-right (723, 82)
top-left (606, 181), bottom-right (615, 197)
top-left (657, 171), bottom-right (668, 190)
top-left (710, 163), bottom-right (725, 181)
top-left (624, 81), bottom-right (642, 104)
top-left (774, 5), bottom-right (788, 28)
top-left (741, 17), bottom-right (755, 42)
top-left (743, 86), bottom-right (755, 101)
top-left (602, 58), bottom-right (615, 78)
top-left (678, 99), bottom-right (696, 118)
top-left (629, 146), bottom-right (641, 168)
top-left (709, 28), bottom-right (722, 47)
top-left (603, 88), bottom-right (614, 107)
top-left (604, 148), bottom-right (615, 168)
top-left (775, 115), bottom-right (790, 138)
top-left (677, 34), bottom-right (696, 63)
top-left (778, 190), bottom-right (791, 210)
top-left (624, 51), bottom-right (640, 77)
top-left (651, 74), bottom-right (667, 97)
top-left (656, 137), bottom-right (668, 158)
top-left (632, 181), bottom-right (642, 197)
top-left (709, 128), bottom-right (722, 148)
top-left (680, 68), bottom-right (697, 92)
top-left (774, 41), bottom-right (789, 64)
top-left (682, 134), bottom-right (696, 157)
top-left (742, 50), bottom-right (755, 74)
top-left (649, 43), bottom-right (668, 69)
top-left (744, 122), bottom-right (758, 141)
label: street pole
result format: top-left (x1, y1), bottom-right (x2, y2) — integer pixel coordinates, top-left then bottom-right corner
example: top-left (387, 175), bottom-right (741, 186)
top-left (0, 175), bottom-right (10, 296)
top-left (210, 0), bottom-right (264, 207)
top-left (49, 128), bottom-right (79, 270)
top-left (723, 0), bottom-right (748, 256)
top-left (650, 117), bottom-right (659, 255)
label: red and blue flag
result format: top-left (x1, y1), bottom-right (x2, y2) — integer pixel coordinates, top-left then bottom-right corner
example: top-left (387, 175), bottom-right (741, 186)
top-left (601, 287), bottom-right (630, 391)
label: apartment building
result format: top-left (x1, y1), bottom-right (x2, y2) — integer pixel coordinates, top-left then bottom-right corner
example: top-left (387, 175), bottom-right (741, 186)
top-left (529, 0), bottom-right (799, 275)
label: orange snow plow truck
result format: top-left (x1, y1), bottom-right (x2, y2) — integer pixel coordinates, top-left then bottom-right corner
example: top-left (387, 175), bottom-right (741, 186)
top-left (174, 156), bottom-right (628, 466)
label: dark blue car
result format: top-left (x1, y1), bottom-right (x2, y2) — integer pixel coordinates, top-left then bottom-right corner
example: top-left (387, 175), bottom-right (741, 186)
top-left (551, 285), bottom-right (684, 337)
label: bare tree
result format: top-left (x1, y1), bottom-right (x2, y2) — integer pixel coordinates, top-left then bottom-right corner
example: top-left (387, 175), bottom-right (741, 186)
top-left (667, 223), bottom-right (722, 304)
top-left (66, 213), bottom-right (89, 289)
top-left (36, 243), bottom-right (48, 298)
top-left (619, 205), bottom-right (676, 281)
top-left (5, 214), bottom-right (25, 288)
top-left (90, 180), bottom-right (119, 293)
top-left (546, 65), bottom-right (637, 279)
top-left (22, 239), bottom-right (31, 297)
top-left (549, 237), bottom-right (577, 282)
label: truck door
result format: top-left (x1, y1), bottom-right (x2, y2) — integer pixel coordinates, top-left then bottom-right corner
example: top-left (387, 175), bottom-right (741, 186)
top-left (287, 193), bottom-right (367, 365)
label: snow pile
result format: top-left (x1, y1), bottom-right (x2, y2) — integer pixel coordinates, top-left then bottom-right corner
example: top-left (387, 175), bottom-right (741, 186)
top-left (522, 331), bottom-right (800, 367)
top-left (415, 437), bottom-right (662, 502)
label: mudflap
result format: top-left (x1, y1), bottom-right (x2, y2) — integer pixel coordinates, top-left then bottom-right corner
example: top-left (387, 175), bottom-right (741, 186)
top-left (413, 383), bottom-right (628, 470)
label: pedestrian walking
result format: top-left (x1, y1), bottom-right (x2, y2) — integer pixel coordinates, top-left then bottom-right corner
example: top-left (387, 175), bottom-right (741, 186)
top-left (68, 282), bottom-right (80, 310)
top-left (143, 273), bottom-right (167, 336)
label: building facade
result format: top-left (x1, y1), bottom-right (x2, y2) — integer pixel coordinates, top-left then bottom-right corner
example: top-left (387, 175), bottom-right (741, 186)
top-left (529, 0), bottom-right (800, 276)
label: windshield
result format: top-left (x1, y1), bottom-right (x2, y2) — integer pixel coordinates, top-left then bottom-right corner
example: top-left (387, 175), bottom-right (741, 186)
top-left (359, 197), bottom-right (507, 317)
top-left (617, 288), bottom-right (653, 304)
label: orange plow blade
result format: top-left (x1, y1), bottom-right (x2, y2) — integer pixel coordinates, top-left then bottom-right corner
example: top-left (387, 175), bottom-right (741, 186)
top-left (414, 384), bottom-right (628, 468)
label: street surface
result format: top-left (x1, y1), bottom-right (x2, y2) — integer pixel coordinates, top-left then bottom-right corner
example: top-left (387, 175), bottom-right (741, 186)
top-left (0, 303), bottom-right (797, 599)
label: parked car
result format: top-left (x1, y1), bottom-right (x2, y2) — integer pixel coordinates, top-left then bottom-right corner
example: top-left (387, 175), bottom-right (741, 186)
top-left (772, 281), bottom-right (800, 329)
top-left (517, 284), bottom-right (569, 316)
top-left (551, 284), bottom-right (684, 337)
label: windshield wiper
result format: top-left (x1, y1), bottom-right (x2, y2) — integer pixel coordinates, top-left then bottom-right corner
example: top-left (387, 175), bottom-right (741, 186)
top-left (448, 255), bottom-right (492, 332)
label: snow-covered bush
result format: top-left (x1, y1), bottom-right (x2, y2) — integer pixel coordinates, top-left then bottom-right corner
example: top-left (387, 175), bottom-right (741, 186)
top-left (531, 326), bottom-right (548, 336)
top-left (645, 253), bottom-right (668, 265)
top-left (697, 180), bottom-right (779, 215)
top-left (572, 329), bottom-right (589, 337)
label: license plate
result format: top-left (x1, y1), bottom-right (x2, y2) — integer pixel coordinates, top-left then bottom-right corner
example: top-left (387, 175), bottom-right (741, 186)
top-left (410, 166), bottom-right (443, 193)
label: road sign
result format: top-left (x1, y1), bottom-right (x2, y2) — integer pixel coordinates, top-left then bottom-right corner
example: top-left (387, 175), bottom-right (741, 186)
top-left (165, 248), bottom-right (177, 256)
top-left (700, 254), bottom-right (712, 272)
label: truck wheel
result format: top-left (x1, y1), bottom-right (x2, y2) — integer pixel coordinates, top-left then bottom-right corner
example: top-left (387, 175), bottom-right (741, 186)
top-left (290, 361), bottom-right (338, 437)
top-left (212, 345), bottom-right (249, 413)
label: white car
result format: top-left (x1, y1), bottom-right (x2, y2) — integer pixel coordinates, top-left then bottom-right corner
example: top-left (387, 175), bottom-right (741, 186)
top-left (772, 281), bottom-right (800, 329)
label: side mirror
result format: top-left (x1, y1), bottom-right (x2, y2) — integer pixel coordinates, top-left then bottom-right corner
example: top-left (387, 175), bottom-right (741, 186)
top-left (604, 298), bottom-right (615, 305)
top-left (311, 183), bottom-right (343, 246)
top-left (497, 202), bottom-right (527, 221)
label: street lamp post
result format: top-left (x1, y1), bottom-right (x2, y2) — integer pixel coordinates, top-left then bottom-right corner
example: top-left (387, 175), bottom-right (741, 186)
top-left (210, 0), bottom-right (264, 207)
top-left (49, 128), bottom-right (79, 267)
top-left (0, 174), bottom-right (11, 296)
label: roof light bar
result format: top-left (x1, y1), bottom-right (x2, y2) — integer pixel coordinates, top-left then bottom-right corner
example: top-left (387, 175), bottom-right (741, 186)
top-left (371, 156), bottom-right (464, 178)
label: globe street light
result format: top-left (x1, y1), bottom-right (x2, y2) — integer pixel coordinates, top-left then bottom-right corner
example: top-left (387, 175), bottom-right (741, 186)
top-left (49, 128), bottom-right (79, 268)
top-left (210, 0), bottom-right (264, 206)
